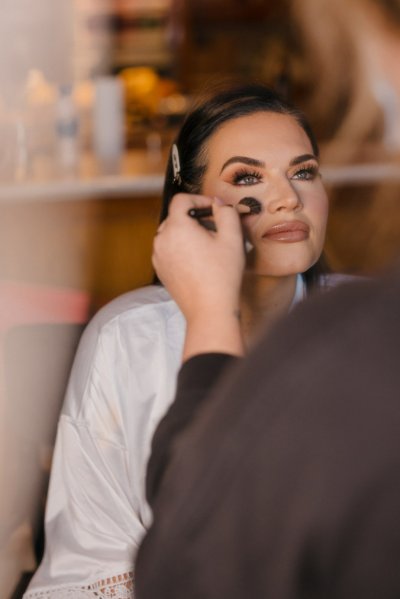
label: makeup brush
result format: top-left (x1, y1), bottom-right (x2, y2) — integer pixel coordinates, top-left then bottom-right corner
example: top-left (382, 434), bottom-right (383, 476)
top-left (188, 196), bottom-right (262, 220)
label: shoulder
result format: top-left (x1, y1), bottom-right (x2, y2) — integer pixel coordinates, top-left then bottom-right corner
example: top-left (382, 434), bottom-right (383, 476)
top-left (79, 285), bottom-right (185, 348)
top-left (66, 285), bottom-right (184, 392)
top-left (81, 284), bottom-right (185, 351)
top-left (90, 284), bottom-right (178, 330)
top-left (62, 285), bottom-right (185, 419)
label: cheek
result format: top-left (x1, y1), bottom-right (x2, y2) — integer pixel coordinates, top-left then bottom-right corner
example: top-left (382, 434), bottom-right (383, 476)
top-left (202, 182), bottom-right (244, 206)
top-left (202, 180), bottom-right (224, 201)
top-left (201, 167), bottom-right (226, 198)
top-left (308, 191), bottom-right (329, 233)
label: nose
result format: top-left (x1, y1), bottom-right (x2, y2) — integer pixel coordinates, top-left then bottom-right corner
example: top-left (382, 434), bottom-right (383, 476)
top-left (265, 172), bottom-right (302, 214)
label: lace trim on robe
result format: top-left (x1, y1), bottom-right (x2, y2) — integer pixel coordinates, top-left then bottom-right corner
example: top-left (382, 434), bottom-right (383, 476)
top-left (24, 571), bottom-right (134, 598)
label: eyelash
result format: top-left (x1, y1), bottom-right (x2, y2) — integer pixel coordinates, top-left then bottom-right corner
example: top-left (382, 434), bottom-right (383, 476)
top-left (291, 164), bottom-right (319, 180)
top-left (232, 169), bottom-right (262, 185)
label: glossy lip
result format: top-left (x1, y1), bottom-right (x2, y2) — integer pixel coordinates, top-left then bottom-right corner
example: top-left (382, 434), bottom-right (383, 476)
top-left (262, 220), bottom-right (310, 243)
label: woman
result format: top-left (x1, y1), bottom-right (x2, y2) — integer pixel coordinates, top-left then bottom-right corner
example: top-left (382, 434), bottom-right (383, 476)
top-left (24, 83), bottom-right (345, 598)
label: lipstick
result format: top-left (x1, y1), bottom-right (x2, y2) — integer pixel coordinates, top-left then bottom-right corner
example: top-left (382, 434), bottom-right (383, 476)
top-left (262, 221), bottom-right (309, 242)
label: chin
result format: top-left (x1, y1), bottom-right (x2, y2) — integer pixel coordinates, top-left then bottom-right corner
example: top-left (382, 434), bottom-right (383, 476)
top-left (252, 245), bottom-right (322, 276)
top-left (254, 257), bottom-right (319, 278)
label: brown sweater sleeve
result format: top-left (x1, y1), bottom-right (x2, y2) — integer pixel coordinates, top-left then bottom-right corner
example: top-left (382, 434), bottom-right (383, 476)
top-left (146, 352), bottom-right (239, 505)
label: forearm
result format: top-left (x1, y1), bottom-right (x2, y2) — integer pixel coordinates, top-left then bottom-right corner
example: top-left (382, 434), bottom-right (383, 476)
top-left (152, 195), bottom-right (246, 362)
top-left (182, 307), bottom-right (244, 361)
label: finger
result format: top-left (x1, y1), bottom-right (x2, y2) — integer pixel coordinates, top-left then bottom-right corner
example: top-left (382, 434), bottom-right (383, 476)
top-left (212, 201), bottom-right (243, 240)
top-left (168, 193), bottom-right (213, 217)
top-left (236, 204), bottom-right (251, 214)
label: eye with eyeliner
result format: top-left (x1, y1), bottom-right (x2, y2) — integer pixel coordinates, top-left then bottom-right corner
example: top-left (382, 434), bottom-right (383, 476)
top-left (291, 162), bottom-right (319, 181)
top-left (231, 168), bottom-right (263, 186)
top-left (227, 160), bottom-right (320, 186)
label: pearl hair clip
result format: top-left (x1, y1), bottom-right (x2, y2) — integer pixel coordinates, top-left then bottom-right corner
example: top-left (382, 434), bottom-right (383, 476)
top-left (171, 143), bottom-right (182, 186)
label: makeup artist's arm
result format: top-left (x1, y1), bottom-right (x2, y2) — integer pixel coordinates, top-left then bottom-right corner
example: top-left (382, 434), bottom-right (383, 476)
top-left (148, 194), bottom-right (246, 501)
top-left (146, 351), bottom-right (238, 503)
top-left (152, 193), bottom-right (246, 360)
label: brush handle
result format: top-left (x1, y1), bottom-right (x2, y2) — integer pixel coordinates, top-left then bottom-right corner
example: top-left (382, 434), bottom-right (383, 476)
top-left (187, 203), bottom-right (253, 220)
top-left (188, 207), bottom-right (213, 218)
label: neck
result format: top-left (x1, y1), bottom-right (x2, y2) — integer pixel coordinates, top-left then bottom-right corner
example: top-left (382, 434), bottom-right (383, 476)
top-left (240, 272), bottom-right (298, 347)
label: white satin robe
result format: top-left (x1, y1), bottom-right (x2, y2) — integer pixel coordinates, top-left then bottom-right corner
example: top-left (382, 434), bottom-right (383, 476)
top-left (26, 274), bottom-right (345, 598)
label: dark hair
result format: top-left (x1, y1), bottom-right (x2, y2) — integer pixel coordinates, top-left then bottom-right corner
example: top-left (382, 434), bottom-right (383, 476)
top-left (158, 82), bottom-right (327, 288)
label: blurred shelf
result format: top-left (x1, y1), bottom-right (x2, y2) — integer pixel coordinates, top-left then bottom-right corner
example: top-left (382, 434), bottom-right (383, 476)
top-left (0, 149), bottom-right (166, 203)
top-left (0, 174), bottom-right (164, 203)
top-left (321, 163), bottom-right (400, 186)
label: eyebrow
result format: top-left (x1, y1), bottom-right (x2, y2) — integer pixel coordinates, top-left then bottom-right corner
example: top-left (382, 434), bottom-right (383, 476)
top-left (289, 154), bottom-right (318, 166)
top-left (220, 156), bottom-right (264, 174)
top-left (219, 153), bottom-right (318, 174)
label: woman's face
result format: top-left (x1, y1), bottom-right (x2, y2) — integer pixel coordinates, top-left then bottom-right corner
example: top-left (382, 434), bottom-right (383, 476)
top-left (201, 111), bottom-right (328, 277)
